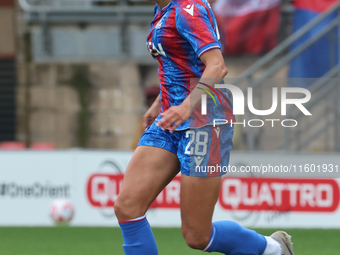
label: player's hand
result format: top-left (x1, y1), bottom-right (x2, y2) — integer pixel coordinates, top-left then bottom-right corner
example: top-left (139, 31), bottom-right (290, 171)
top-left (143, 104), bottom-right (160, 130)
top-left (156, 105), bottom-right (190, 132)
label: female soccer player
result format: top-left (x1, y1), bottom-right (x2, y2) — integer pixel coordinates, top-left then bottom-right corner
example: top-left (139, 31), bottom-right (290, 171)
top-left (114, 0), bottom-right (295, 254)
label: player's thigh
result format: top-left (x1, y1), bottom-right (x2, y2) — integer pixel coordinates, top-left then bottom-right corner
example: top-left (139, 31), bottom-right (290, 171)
top-left (180, 175), bottom-right (221, 246)
top-left (115, 145), bottom-right (180, 221)
top-left (178, 125), bottom-right (232, 247)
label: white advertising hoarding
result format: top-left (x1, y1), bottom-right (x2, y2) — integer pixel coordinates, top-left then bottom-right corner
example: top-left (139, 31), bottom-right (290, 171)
top-left (0, 151), bottom-right (339, 228)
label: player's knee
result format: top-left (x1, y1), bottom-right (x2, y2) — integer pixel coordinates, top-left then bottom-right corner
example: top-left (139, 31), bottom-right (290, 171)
top-left (113, 198), bottom-right (125, 220)
top-left (182, 227), bottom-right (210, 250)
top-left (114, 197), bottom-right (136, 221)
top-left (114, 195), bottom-right (146, 221)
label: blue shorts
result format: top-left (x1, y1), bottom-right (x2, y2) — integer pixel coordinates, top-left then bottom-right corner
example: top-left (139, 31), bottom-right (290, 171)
top-left (138, 121), bottom-right (234, 177)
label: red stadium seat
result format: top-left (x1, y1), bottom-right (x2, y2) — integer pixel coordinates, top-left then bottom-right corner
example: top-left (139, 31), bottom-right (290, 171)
top-left (30, 142), bottom-right (56, 150)
top-left (0, 141), bottom-right (26, 150)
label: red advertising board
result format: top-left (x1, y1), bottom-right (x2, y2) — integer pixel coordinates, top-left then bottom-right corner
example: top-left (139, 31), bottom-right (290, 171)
top-left (87, 174), bottom-right (340, 213)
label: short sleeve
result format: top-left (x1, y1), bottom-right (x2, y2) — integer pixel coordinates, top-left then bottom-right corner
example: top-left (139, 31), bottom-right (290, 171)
top-left (176, 3), bottom-right (220, 57)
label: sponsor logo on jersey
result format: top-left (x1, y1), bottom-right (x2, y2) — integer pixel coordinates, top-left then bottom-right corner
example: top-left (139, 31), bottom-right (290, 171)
top-left (147, 42), bottom-right (167, 57)
top-left (183, 4), bottom-right (195, 16)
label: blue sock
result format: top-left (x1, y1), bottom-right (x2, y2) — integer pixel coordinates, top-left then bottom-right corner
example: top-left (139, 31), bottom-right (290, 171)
top-left (204, 221), bottom-right (267, 255)
top-left (119, 215), bottom-right (158, 255)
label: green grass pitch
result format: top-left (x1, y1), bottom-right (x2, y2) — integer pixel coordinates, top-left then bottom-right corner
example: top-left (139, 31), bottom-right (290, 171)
top-left (0, 227), bottom-right (339, 255)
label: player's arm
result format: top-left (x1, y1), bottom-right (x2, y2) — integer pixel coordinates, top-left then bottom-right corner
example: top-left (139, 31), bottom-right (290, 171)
top-left (157, 4), bottom-right (225, 131)
top-left (143, 94), bottom-right (161, 130)
top-left (188, 48), bottom-right (228, 110)
top-left (157, 49), bottom-right (227, 132)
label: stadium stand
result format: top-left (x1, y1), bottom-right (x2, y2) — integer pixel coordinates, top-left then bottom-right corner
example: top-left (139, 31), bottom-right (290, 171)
top-left (0, 0), bottom-right (16, 143)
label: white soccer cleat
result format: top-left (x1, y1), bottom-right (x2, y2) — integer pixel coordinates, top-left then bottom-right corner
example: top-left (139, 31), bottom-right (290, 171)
top-left (270, 231), bottom-right (295, 255)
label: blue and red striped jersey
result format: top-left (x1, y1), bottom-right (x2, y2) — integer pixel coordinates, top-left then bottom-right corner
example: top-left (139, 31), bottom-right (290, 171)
top-left (147, 0), bottom-right (234, 129)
